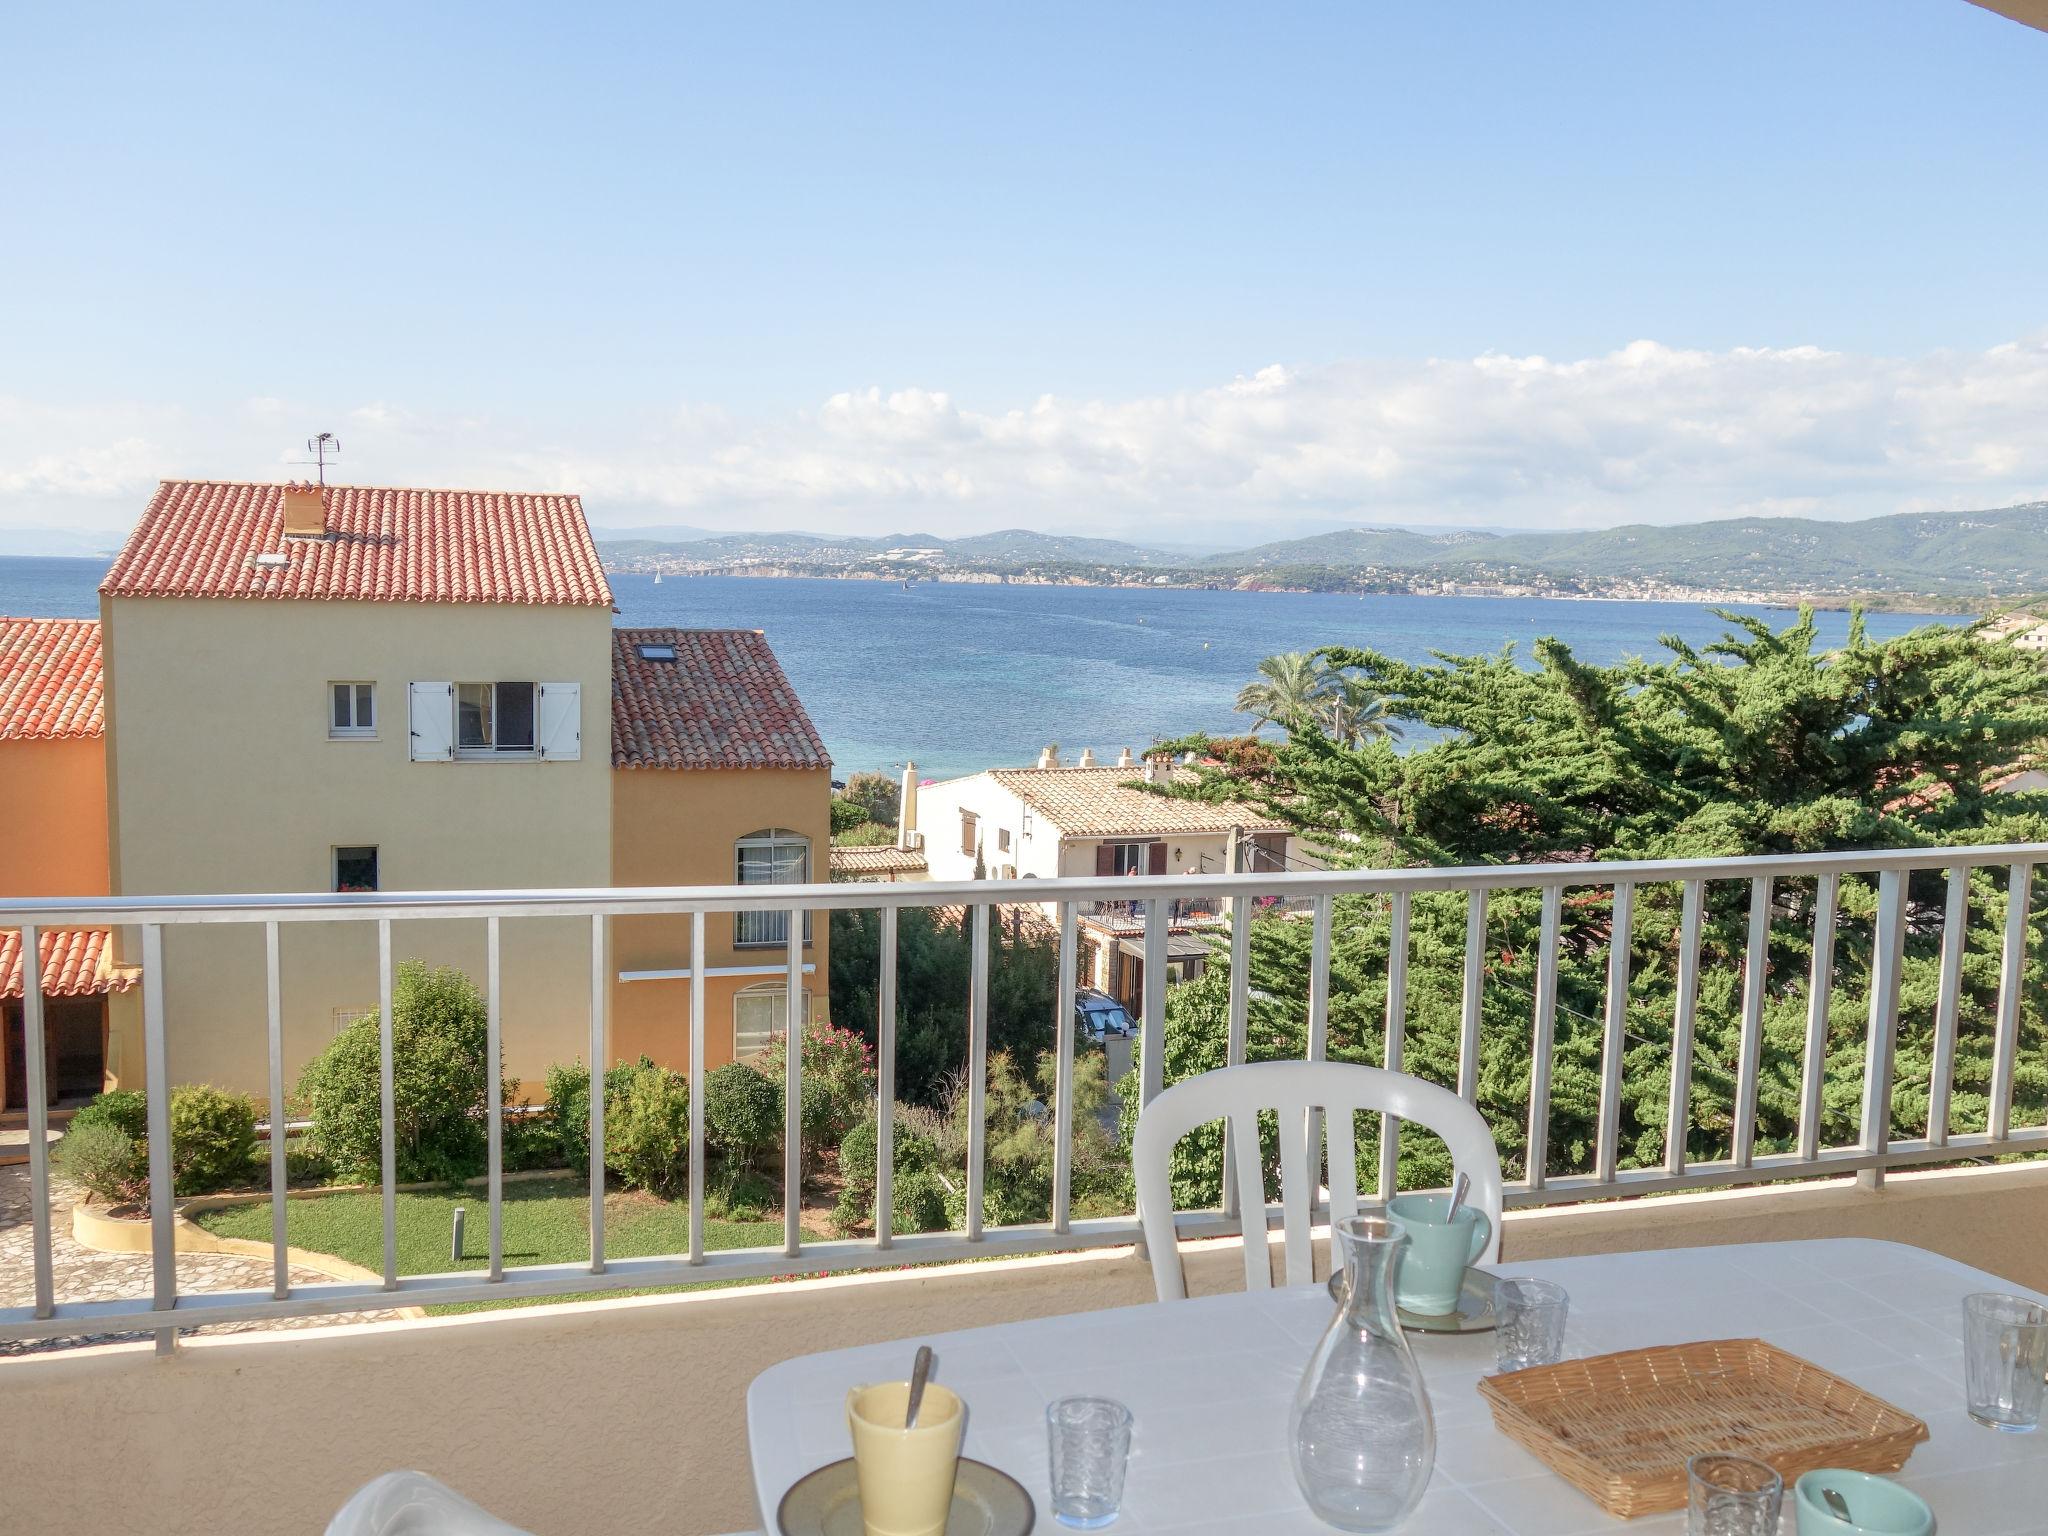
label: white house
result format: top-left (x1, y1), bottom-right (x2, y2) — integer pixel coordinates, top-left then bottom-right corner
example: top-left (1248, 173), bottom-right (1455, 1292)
top-left (910, 753), bottom-right (1297, 885)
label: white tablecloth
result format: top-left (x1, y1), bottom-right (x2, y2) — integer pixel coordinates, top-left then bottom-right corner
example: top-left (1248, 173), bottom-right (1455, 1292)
top-left (747, 1240), bottom-right (2048, 1534)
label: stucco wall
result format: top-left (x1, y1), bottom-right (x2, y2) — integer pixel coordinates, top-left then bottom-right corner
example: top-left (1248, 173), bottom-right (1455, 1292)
top-left (610, 766), bottom-right (832, 1071)
top-left (0, 736), bottom-right (108, 896)
top-left (100, 595), bottom-right (613, 1094)
top-left (911, 771), bottom-right (1059, 883)
top-left (5, 1162), bottom-right (2046, 1536)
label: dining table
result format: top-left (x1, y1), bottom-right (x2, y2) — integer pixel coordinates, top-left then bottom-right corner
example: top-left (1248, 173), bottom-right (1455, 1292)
top-left (746, 1239), bottom-right (2048, 1535)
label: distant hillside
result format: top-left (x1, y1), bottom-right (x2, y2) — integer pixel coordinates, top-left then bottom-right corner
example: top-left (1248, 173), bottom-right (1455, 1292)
top-left (597, 501), bottom-right (2048, 606)
top-left (1206, 526), bottom-right (1496, 569)
top-left (1454, 503), bottom-right (2048, 595)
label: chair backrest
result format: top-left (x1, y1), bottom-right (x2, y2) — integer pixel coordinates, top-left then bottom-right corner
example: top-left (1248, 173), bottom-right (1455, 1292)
top-left (1133, 1059), bottom-right (1505, 1303)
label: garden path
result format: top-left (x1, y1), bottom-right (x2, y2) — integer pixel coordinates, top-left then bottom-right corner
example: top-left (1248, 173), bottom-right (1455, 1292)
top-left (0, 1162), bottom-right (405, 1356)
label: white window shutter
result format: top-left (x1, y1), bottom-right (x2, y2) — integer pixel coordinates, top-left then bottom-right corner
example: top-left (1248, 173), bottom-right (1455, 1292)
top-left (537, 682), bottom-right (581, 761)
top-left (408, 682), bottom-right (454, 762)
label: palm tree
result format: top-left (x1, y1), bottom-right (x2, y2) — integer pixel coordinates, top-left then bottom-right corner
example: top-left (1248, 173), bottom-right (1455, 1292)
top-left (1318, 677), bottom-right (1403, 748)
top-left (1235, 652), bottom-right (1331, 730)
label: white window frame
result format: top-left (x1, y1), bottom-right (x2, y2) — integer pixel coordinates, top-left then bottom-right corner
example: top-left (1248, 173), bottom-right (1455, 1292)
top-left (455, 680), bottom-right (538, 759)
top-left (328, 681), bottom-right (376, 739)
top-left (734, 827), bottom-right (813, 948)
top-left (733, 981), bottom-right (811, 1060)
top-left (333, 845), bottom-right (379, 893)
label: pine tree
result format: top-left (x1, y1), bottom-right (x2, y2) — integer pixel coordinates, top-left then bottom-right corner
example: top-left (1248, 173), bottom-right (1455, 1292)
top-left (1134, 610), bottom-right (2048, 1197)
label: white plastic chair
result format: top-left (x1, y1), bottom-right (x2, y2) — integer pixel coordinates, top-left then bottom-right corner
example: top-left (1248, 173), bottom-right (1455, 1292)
top-left (325, 1472), bottom-right (536, 1536)
top-left (1133, 1059), bottom-right (1505, 1303)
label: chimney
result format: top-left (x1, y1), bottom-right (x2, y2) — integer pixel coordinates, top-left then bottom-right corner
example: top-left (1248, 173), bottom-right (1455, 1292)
top-left (1077, 747), bottom-right (1096, 767)
top-left (282, 484), bottom-right (327, 539)
top-left (1143, 753), bottom-right (1169, 784)
top-left (1116, 746), bottom-right (1134, 768)
top-left (1036, 746), bottom-right (1057, 769)
top-left (897, 761), bottom-right (919, 852)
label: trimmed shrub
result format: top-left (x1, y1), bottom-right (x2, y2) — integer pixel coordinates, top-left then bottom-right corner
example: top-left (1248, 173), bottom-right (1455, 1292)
top-left (754, 1021), bottom-right (876, 1154)
top-left (603, 1060), bottom-right (691, 1196)
top-left (542, 1057), bottom-right (650, 1173)
top-left (55, 1121), bottom-right (148, 1206)
top-left (69, 1088), bottom-right (148, 1141)
top-left (282, 1136), bottom-right (333, 1186)
top-left (167, 1084), bottom-right (259, 1194)
top-left (705, 1061), bottom-right (781, 1169)
top-left (890, 1168), bottom-right (951, 1235)
top-left (297, 961), bottom-right (507, 1183)
top-left (831, 1113), bottom-right (940, 1235)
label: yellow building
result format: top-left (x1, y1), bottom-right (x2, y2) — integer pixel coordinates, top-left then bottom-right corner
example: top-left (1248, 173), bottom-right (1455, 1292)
top-left (0, 617), bottom-right (130, 1109)
top-left (86, 479), bottom-right (829, 1098)
top-left (609, 628), bottom-right (832, 1068)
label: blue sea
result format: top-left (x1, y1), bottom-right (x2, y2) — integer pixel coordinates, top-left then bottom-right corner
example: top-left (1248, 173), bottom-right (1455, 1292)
top-left (1, 556), bottom-right (1950, 780)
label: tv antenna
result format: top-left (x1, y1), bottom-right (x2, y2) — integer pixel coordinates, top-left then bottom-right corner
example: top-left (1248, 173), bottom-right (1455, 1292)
top-left (303, 432), bottom-right (341, 487)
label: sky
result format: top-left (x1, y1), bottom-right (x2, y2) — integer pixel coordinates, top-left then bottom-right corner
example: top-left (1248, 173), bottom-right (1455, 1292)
top-left (2, 1), bottom-right (2045, 551)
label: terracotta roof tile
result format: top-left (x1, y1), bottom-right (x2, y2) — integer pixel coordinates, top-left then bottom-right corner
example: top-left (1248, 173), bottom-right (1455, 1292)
top-left (924, 902), bottom-right (1058, 941)
top-left (612, 628), bottom-right (829, 771)
top-left (0, 928), bottom-right (131, 1000)
top-left (101, 480), bottom-right (612, 606)
top-left (830, 845), bottom-right (928, 877)
top-left (981, 767), bottom-right (1289, 837)
top-left (0, 618), bottom-right (104, 739)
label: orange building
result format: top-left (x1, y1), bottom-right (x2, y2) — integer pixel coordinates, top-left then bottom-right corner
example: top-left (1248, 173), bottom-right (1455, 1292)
top-left (0, 617), bottom-right (131, 1109)
top-left (609, 627), bottom-right (832, 1069)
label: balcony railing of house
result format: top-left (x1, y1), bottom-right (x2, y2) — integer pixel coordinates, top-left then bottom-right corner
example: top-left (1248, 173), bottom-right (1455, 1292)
top-left (0, 842), bottom-right (2041, 1352)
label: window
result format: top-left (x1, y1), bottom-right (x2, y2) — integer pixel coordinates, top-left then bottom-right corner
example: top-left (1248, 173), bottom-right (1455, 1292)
top-left (735, 828), bottom-right (812, 947)
top-left (334, 846), bottom-right (379, 892)
top-left (457, 682), bottom-right (536, 754)
top-left (997, 827), bottom-right (1011, 853)
top-left (1098, 840), bottom-right (1159, 877)
top-left (734, 982), bottom-right (811, 1060)
top-left (636, 642), bottom-right (676, 661)
top-left (960, 810), bottom-right (979, 856)
top-left (332, 1006), bottom-right (374, 1036)
top-left (329, 682), bottom-right (375, 738)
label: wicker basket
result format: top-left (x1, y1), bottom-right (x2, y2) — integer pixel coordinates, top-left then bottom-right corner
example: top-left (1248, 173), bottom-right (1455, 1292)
top-left (1475, 1338), bottom-right (1929, 1518)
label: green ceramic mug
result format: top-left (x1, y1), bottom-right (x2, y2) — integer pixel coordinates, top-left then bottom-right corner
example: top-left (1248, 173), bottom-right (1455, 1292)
top-left (1386, 1193), bottom-right (1491, 1315)
top-left (1792, 1470), bottom-right (1934, 1536)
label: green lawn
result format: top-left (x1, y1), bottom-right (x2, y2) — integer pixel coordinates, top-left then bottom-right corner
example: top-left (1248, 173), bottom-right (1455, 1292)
top-left (191, 1177), bottom-right (790, 1313)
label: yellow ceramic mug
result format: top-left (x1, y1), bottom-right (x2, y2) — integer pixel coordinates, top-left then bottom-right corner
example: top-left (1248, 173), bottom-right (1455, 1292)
top-left (845, 1380), bottom-right (965, 1536)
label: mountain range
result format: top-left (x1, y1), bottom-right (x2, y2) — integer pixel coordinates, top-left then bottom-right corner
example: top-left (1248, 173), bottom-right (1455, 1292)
top-left (597, 501), bottom-right (2048, 604)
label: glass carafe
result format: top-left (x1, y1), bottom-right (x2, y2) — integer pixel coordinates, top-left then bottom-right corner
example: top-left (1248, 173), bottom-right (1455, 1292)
top-left (1289, 1214), bottom-right (1436, 1531)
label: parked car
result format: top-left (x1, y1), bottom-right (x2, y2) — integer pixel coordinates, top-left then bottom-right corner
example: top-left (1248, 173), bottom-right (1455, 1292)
top-left (1075, 989), bottom-right (1137, 1043)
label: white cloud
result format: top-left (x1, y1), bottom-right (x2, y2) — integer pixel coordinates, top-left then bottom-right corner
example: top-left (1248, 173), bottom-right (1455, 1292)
top-left (4, 333), bottom-right (2047, 540)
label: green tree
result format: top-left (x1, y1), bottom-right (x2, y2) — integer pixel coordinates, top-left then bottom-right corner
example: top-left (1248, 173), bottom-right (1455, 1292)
top-left (842, 770), bottom-right (902, 829)
top-left (829, 906), bottom-right (1059, 1105)
top-left (1318, 677), bottom-right (1402, 748)
top-left (1234, 651), bottom-right (1332, 731)
top-left (297, 961), bottom-right (511, 1183)
top-left (1146, 609), bottom-right (2048, 1196)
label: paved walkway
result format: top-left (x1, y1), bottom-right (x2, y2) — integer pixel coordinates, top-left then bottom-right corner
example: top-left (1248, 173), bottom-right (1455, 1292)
top-left (0, 1162), bottom-right (405, 1356)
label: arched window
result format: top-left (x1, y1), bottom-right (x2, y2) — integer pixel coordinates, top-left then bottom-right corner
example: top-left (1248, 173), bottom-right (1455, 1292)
top-left (734, 980), bottom-right (811, 1060)
top-left (735, 828), bottom-right (811, 947)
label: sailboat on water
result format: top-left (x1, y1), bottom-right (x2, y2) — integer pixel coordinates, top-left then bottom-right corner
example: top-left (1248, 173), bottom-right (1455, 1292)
top-left (654, 571), bottom-right (663, 585)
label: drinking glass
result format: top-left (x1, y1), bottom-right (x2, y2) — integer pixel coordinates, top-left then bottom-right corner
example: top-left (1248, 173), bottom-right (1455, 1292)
top-left (1047, 1396), bottom-right (1133, 1530)
top-left (1493, 1277), bottom-right (1570, 1372)
top-left (1964, 1291), bottom-right (2048, 1431)
top-left (1686, 1454), bottom-right (1782, 1536)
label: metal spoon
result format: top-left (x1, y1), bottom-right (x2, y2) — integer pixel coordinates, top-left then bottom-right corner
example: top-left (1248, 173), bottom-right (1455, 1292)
top-left (1821, 1485), bottom-right (1853, 1522)
top-left (905, 1345), bottom-right (934, 1428)
top-left (1445, 1171), bottom-right (1471, 1223)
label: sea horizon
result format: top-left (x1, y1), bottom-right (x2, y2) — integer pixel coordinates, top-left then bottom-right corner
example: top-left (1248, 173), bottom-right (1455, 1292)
top-left (0, 556), bottom-right (1954, 781)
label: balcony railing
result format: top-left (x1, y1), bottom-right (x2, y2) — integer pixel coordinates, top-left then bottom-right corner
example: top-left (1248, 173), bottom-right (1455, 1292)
top-left (0, 842), bottom-right (2041, 1351)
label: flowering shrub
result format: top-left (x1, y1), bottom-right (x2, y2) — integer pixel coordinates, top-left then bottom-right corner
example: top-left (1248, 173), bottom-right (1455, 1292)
top-left (753, 1020), bottom-right (876, 1151)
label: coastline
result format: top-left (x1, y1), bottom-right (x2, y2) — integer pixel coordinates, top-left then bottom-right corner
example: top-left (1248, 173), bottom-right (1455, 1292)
top-left (597, 561), bottom-right (1993, 617)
